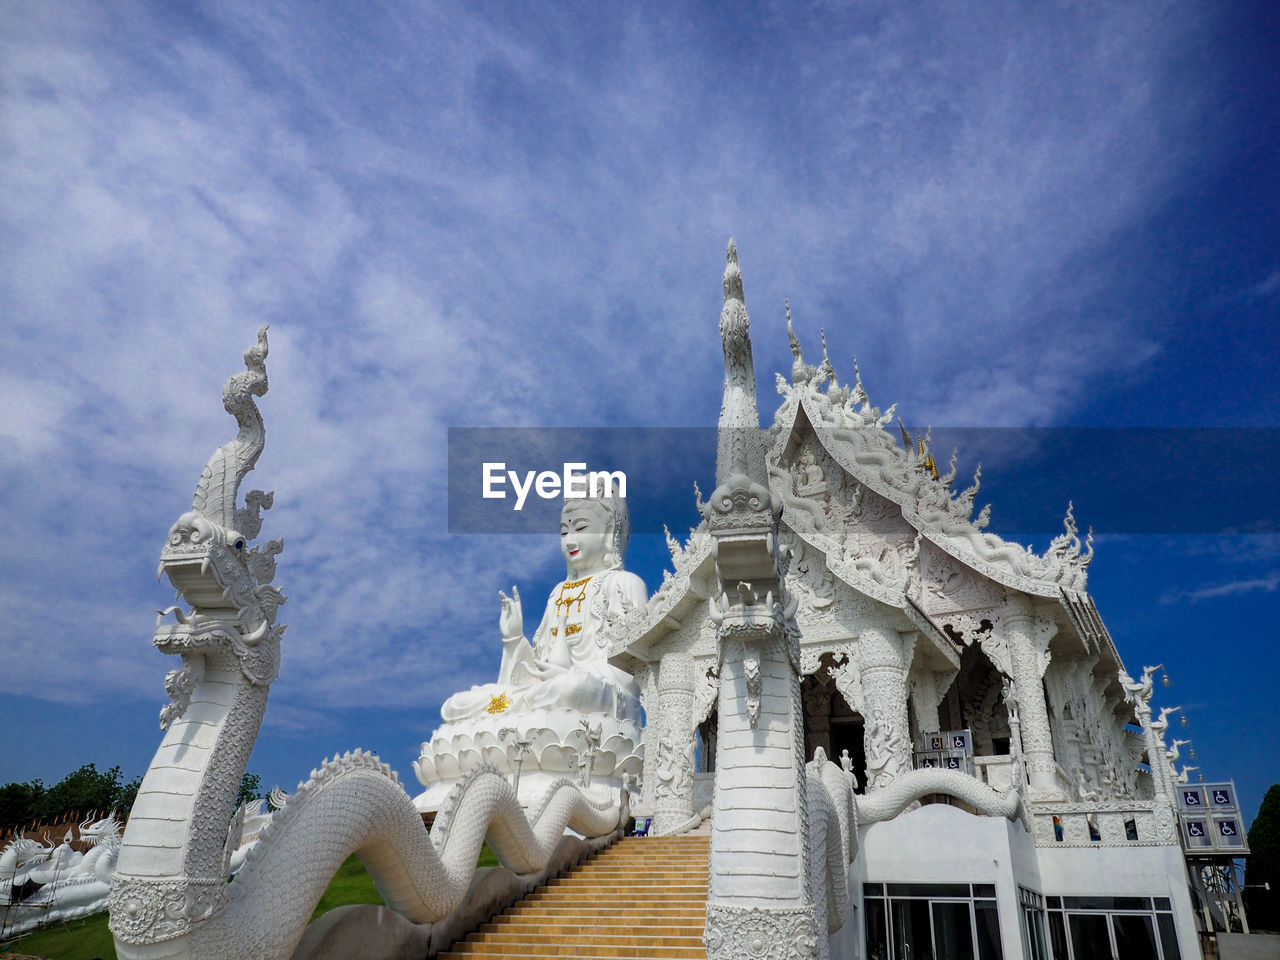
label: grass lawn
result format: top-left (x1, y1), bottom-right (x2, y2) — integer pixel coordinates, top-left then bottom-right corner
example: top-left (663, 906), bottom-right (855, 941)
top-left (4, 846), bottom-right (501, 959)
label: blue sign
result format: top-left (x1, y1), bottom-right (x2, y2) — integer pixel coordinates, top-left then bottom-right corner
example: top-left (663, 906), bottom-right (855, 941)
top-left (1187, 821), bottom-right (1206, 838)
top-left (1211, 788), bottom-right (1232, 807)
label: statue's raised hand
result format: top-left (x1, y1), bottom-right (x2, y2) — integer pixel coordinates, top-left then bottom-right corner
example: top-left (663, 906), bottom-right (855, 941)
top-left (498, 586), bottom-right (523, 640)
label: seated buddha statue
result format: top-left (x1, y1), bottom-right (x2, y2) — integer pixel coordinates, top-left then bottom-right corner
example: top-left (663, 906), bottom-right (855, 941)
top-left (439, 480), bottom-right (646, 724)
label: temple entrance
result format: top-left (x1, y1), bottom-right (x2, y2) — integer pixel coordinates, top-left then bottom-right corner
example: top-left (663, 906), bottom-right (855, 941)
top-left (801, 665), bottom-right (866, 793)
top-left (950, 645), bottom-right (1011, 757)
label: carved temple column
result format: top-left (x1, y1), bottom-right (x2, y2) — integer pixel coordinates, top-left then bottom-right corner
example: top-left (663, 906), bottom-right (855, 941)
top-left (635, 661), bottom-right (660, 815)
top-left (703, 241), bottom-right (819, 958)
top-left (859, 625), bottom-right (915, 790)
top-left (802, 678), bottom-right (833, 761)
top-left (909, 669), bottom-right (945, 739)
top-left (653, 649), bottom-right (697, 835)
top-left (1003, 606), bottom-right (1059, 795)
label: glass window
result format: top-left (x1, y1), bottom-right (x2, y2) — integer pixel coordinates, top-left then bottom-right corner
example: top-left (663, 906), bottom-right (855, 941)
top-left (1112, 913), bottom-right (1159, 960)
top-left (864, 882), bottom-right (1006, 960)
top-left (933, 901), bottom-right (976, 960)
top-left (1069, 913), bottom-right (1111, 959)
top-left (866, 897), bottom-right (889, 960)
top-left (891, 897), bottom-right (933, 960)
top-left (1157, 914), bottom-right (1182, 960)
top-left (1063, 895), bottom-right (1151, 911)
top-left (888, 882), bottom-right (970, 898)
top-left (1048, 912), bottom-right (1069, 960)
top-left (975, 901), bottom-right (1005, 960)
top-left (1046, 902), bottom-right (1184, 960)
top-left (1021, 903), bottom-right (1049, 960)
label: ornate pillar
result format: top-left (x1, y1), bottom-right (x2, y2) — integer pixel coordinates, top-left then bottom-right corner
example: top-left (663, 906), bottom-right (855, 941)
top-left (653, 650), bottom-right (696, 835)
top-left (802, 678), bottom-right (833, 761)
top-left (908, 668), bottom-right (946, 739)
top-left (1003, 606), bottom-right (1059, 795)
top-left (635, 661), bottom-right (660, 815)
top-left (703, 242), bottom-right (819, 959)
top-left (859, 625), bottom-right (914, 790)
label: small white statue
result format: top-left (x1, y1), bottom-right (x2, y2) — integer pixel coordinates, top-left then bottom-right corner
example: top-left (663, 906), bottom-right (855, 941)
top-left (440, 478), bottom-right (645, 722)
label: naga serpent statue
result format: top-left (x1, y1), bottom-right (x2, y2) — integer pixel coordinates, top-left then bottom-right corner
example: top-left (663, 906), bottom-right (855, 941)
top-left (109, 328), bottom-right (624, 960)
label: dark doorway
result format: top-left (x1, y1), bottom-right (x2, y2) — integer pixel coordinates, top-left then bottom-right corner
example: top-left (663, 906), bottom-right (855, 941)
top-left (801, 662), bottom-right (867, 793)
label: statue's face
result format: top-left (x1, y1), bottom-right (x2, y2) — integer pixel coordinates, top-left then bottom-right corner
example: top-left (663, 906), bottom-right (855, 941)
top-left (561, 502), bottom-right (611, 576)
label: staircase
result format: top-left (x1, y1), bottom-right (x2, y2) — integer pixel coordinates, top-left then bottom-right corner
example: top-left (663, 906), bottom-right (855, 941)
top-left (440, 834), bottom-right (710, 959)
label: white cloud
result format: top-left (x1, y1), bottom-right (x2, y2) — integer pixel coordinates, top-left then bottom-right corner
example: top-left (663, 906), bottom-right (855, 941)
top-left (0, 0), bottom-right (1230, 725)
top-left (1164, 571), bottom-right (1280, 604)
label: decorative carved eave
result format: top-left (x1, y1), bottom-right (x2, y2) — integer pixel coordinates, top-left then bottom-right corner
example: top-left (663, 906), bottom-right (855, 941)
top-left (776, 499), bottom-right (906, 608)
top-left (903, 596), bottom-right (962, 672)
top-left (1059, 589), bottom-right (1124, 669)
top-left (1056, 590), bottom-right (1105, 662)
top-left (780, 388), bottom-right (1091, 600)
top-left (608, 529), bottom-right (715, 671)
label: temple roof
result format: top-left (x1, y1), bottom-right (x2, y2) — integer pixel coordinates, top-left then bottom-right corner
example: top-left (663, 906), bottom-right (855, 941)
top-left (613, 255), bottom-right (1127, 695)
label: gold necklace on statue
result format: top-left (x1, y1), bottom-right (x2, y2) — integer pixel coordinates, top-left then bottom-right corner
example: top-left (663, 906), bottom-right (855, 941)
top-left (550, 576), bottom-right (591, 636)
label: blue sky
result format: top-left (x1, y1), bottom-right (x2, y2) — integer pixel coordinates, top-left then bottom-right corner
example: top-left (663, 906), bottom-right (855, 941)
top-left (1, 1), bottom-right (1278, 828)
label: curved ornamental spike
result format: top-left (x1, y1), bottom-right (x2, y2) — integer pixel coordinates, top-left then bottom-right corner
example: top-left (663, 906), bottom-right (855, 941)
top-left (113, 329), bottom-right (624, 960)
top-left (191, 325), bottom-right (270, 532)
top-left (161, 326), bottom-right (283, 639)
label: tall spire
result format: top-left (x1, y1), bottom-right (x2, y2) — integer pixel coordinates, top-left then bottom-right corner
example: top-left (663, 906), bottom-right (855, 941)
top-left (715, 239), bottom-right (766, 488)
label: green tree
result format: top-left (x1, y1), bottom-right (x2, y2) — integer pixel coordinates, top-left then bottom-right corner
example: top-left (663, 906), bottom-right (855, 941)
top-left (237, 772), bottom-right (262, 808)
top-left (116, 775), bottom-right (143, 818)
top-left (39, 763), bottom-right (124, 822)
top-left (1246, 784), bottom-right (1280, 930)
top-left (0, 778), bottom-right (45, 832)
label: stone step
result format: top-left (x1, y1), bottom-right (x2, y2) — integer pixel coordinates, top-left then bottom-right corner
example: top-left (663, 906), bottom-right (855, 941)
top-left (437, 957), bottom-right (701, 960)
top-left (501, 911), bottom-right (706, 926)
top-left (469, 931), bottom-right (705, 947)
top-left (598, 842), bottom-right (708, 851)
top-left (572, 860), bottom-right (707, 869)
top-left (545, 885), bottom-right (711, 890)
top-left (482, 922), bottom-right (704, 936)
top-left (444, 837), bottom-right (710, 960)
top-left (580, 862), bottom-right (703, 871)
top-left (440, 945), bottom-right (705, 958)
top-left (525, 894), bottom-right (707, 906)
top-left (579, 864), bottom-right (703, 872)
top-left (511, 890), bottom-right (708, 902)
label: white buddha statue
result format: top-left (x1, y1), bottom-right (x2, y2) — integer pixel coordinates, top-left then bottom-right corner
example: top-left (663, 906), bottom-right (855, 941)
top-left (439, 481), bottom-right (646, 724)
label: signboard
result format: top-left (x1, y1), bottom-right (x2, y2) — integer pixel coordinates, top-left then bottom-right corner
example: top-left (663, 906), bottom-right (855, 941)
top-left (1178, 786), bottom-right (1207, 810)
top-left (1183, 818), bottom-right (1213, 849)
top-left (1178, 780), bottom-right (1248, 855)
top-left (914, 729), bottom-right (974, 776)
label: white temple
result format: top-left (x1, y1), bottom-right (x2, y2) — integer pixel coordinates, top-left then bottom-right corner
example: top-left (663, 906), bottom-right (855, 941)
top-left (91, 246), bottom-right (1253, 960)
